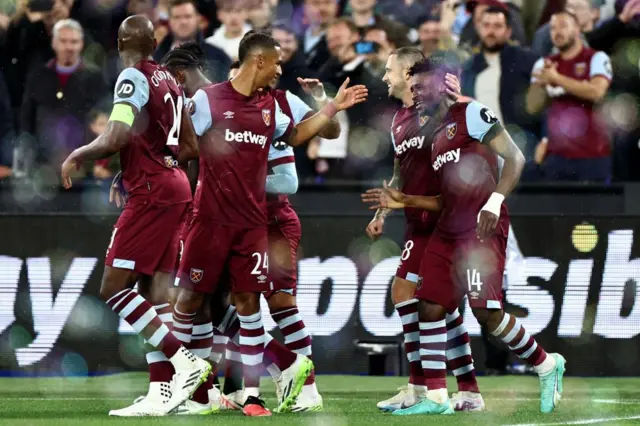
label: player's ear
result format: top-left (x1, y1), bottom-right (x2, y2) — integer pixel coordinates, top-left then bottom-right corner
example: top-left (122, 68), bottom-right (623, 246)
top-left (256, 54), bottom-right (264, 69)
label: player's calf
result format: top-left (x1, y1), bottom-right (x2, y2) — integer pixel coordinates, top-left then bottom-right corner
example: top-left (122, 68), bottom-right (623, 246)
top-left (445, 309), bottom-right (480, 396)
top-left (473, 308), bottom-right (565, 413)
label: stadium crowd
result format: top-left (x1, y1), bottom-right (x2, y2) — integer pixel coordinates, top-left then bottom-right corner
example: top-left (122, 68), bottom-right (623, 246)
top-left (1, 0), bottom-right (640, 185)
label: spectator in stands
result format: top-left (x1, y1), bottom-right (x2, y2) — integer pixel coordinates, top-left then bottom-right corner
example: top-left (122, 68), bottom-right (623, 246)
top-left (205, 0), bottom-right (251, 61)
top-left (526, 11), bottom-right (612, 182)
top-left (532, 0), bottom-right (602, 57)
top-left (458, 0), bottom-right (527, 53)
top-left (302, 0), bottom-right (338, 71)
top-left (272, 21), bottom-right (317, 100)
top-left (0, 71), bottom-right (13, 180)
top-left (154, 0), bottom-right (231, 83)
top-left (346, 0), bottom-right (411, 46)
top-left (1, 0), bottom-right (73, 115)
top-left (418, 15), bottom-right (442, 58)
top-left (88, 109), bottom-right (114, 181)
top-left (247, 0), bottom-right (273, 28)
top-left (19, 19), bottom-right (106, 173)
top-left (377, 0), bottom-right (440, 29)
top-left (362, 24), bottom-right (395, 78)
top-left (461, 6), bottom-right (541, 158)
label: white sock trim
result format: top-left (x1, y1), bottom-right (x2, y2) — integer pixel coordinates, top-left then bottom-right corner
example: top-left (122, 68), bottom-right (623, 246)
top-left (394, 298), bottom-right (418, 309)
top-left (491, 313), bottom-right (511, 337)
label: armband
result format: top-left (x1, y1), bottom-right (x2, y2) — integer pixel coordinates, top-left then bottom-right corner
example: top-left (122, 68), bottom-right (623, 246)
top-left (109, 103), bottom-right (135, 126)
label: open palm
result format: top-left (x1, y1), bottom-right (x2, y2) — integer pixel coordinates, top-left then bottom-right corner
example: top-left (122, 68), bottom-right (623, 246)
top-left (333, 77), bottom-right (369, 111)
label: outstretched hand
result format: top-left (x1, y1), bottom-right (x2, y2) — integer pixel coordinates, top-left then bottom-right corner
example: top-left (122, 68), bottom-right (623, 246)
top-left (297, 77), bottom-right (326, 99)
top-left (61, 155), bottom-right (81, 189)
top-left (333, 77), bottom-right (368, 111)
top-left (361, 180), bottom-right (406, 210)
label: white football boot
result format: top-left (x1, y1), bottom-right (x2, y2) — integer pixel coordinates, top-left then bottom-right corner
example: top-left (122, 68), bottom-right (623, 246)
top-left (164, 347), bottom-right (212, 414)
top-left (451, 391), bottom-right (486, 412)
top-left (291, 383), bottom-right (324, 412)
top-left (376, 384), bottom-right (426, 412)
top-left (220, 390), bottom-right (244, 410)
top-left (109, 382), bottom-right (171, 417)
top-left (274, 354), bottom-right (314, 413)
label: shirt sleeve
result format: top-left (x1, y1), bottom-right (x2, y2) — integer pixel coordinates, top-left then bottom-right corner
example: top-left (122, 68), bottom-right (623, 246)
top-left (590, 51), bottom-right (613, 81)
top-left (113, 67), bottom-right (149, 111)
top-left (274, 100), bottom-right (293, 140)
top-left (265, 162), bottom-right (299, 194)
top-left (285, 91), bottom-right (314, 124)
top-left (530, 57), bottom-right (545, 84)
top-left (465, 101), bottom-right (503, 143)
top-left (189, 89), bottom-right (213, 137)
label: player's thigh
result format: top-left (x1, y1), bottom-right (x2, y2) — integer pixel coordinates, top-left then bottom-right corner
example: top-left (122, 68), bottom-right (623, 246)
top-left (229, 227), bottom-right (269, 294)
top-left (454, 235), bottom-right (507, 310)
top-left (177, 218), bottom-right (232, 294)
top-left (266, 221), bottom-right (300, 296)
top-left (415, 237), bottom-right (459, 313)
top-left (106, 203), bottom-right (186, 277)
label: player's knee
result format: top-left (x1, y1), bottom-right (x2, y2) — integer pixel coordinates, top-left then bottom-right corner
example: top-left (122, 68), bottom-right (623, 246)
top-left (267, 292), bottom-right (296, 312)
top-left (234, 292), bottom-right (260, 316)
top-left (99, 267), bottom-right (132, 302)
top-left (391, 277), bottom-right (417, 305)
top-left (418, 300), bottom-right (446, 322)
top-left (175, 288), bottom-right (205, 313)
top-left (472, 308), bottom-right (502, 327)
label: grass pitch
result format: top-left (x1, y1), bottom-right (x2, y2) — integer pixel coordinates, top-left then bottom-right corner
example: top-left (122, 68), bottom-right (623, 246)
top-left (0, 374), bottom-right (639, 425)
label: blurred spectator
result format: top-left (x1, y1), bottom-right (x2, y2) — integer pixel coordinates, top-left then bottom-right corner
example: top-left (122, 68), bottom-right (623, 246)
top-left (272, 21), bottom-right (317, 100)
top-left (418, 15), bottom-right (442, 58)
top-left (1, 0), bottom-right (73, 115)
top-left (346, 0), bottom-right (412, 46)
top-left (525, 11), bottom-right (612, 181)
top-left (461, 6), bottom-right (540, 157)
top-left (0, 71), bottom-right (13, 180)
top-left (205, 0), bottom-right (251, 61)
top-left (154, 0), bottom-right (231, 83)
top-left (19, 19), bottom-right (107, 173)
top-left (302, 0), bottom-right (338, 71)
top-left (361, 24), bottom-right (395, 78)
top-left (532, 0), bottom-right (601, 57)
top-left (377, 0), bottom-right (440, 29)
top-left (458, 0), bottom-right (527, 53)
top-left (247, 0), bottom-right (273, 28)
top-left (88, 109), bottom-right (115, 181)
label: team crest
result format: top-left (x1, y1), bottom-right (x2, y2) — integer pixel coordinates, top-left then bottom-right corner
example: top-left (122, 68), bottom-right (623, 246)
top-left (190, 268), bottom-right (204, 283)
top-left (574, 62), bottom-right (587, 77)
top-left (446, 123), bottom-right (457, 140)
top-left (416, 276), bottom-right (423, 290)
top-left (419, 115), bottom-right (428, 126)
top-left (262, 109), bottom-right (271, 126)
top-left (187, 99), bottom-right (196, 115)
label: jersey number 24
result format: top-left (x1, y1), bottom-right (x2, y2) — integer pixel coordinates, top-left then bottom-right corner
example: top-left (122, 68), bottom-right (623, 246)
top-left (164, 93), bottom-right (183, 147)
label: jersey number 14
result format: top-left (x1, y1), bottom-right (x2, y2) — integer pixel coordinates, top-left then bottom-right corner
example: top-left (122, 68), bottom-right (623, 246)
top-left (164, 93), bottom-right (183, 147)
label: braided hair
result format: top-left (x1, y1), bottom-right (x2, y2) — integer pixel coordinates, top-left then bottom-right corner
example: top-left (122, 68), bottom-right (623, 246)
top-left (161, 42), bottom-right (205, 75)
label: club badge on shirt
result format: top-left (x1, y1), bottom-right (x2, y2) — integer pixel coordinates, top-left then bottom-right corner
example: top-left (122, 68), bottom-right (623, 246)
top-left (446, 123), bottom-right (457, 140)
top-left (574, 62), bottom-right (587, 77)
top-left (262, 109), bottom-right (271, 126)
top-left (190, 268), bottom-right (203, 283)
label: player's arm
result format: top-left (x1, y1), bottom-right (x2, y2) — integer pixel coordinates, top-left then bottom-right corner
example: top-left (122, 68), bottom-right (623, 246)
top-left (296, 79), bottom-right (342, 139)
top-left (61, 68), bottom-right (149, 189)
top-left (284, 78), bottom-right (367, 147)
top-left (373, 158), bottom-right (401, 220)
top-left (361, 181), bottom-right (443, 212)
top-left (526, 58), bottom-right (550, 115)
top-left (177, 103), bottom-right (199, 163)
top-left (549, 52), bottom-right (612, 102)
top-left (266, 162), bottom-right (298, 195)
top-left (467, 101), bottom-right (525, 239)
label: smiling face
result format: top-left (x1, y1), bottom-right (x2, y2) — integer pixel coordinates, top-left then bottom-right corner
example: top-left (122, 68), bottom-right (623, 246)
top-left (382, 54), bottom-right (406, 100)
top-left (410, 70), bottom-right (445, 113)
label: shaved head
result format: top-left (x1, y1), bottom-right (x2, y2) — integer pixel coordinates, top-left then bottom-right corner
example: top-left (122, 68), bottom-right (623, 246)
top-left (118, 15), bottom-right (156, 57)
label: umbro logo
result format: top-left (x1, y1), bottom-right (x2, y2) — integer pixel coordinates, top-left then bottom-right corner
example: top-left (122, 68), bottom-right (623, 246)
top-left (224, 111), bottom-right (235, 119)
top-left (257, 274), bottom-right (267, 283)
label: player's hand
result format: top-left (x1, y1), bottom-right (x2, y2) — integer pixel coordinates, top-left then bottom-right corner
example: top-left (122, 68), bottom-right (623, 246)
top-left (60, 156), bottom-right (79, 189)
top-left (444, 73), bottom-right (461, 100)
top-left (534, 137), bottom-right (548, 165)
top-left (109, 171), bottom-right (128, 208)
top-left (333, 77), bottom-right (368, 111)
top-left (361, 180), bottom-right (405, 210)
top-left (366, 217), bottom-right (385, 240)
top-left (533, 60), bottom-right (559, 86)
top-left (297, 77), bottom-right (326, 99)
top-left (619, 0), bottom-right (640, 24)
top-left (476, 210), bottom-right (499, 241)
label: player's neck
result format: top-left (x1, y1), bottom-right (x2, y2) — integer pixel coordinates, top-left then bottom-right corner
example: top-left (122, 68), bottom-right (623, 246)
top-left (230, 68), bottom-right (257, 97)
top-left (401, 91), bottom-right (413, 108)
top-left (560, 41), bottom-right (583, 61)
top-left (121, 52), bottom-right (152, 68)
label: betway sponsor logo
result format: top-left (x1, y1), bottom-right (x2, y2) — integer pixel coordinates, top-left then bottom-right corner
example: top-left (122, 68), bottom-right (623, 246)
top-left (394, 136), bottom-right (424, 156)
top-left (0, 256), bottom-right (97, 366)
top-left (225, 129), bottom-right (268, 148)
top-left (432, 148), bottom-right (460, 171)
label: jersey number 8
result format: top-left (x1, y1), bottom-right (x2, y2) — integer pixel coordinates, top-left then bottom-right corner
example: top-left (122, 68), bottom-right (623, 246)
top-left (164, 93), bottom-right (183, 147)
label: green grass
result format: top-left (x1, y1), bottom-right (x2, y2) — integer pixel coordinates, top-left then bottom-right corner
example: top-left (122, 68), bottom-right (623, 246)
top-left (0, 374), bottom-right (639, 425)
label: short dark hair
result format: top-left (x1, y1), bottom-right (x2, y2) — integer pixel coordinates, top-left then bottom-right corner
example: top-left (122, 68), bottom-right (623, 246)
top-left (238, 31), bottom-right (278, 63)
top-left (161, 42), bottom-right (205, 73)
top-left (392, 47), bottom-right (425, 70)
top-left (169, 0), bottom-right (197, 13)
top-left (329, 17), bottom-right (359, 35)
top-left (483, 5), bottom-right (511, 26)
top-left (272, 19), bottom-right (296, 36)
top-left (554, 9), bottom-right (580, 24)
top-left (230, 60), bottom-right (240, 70)
top-left (407, 55), bottom-right (458, 78)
